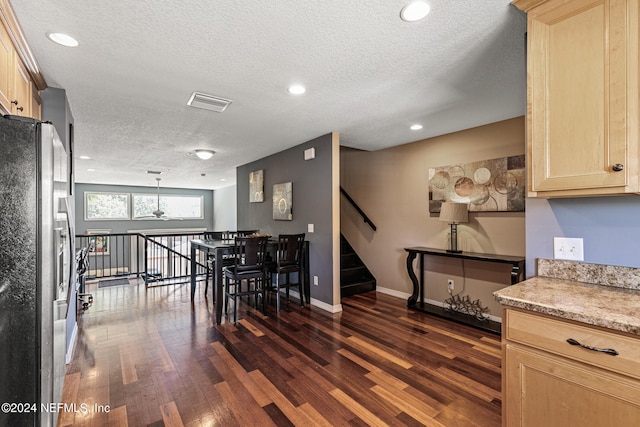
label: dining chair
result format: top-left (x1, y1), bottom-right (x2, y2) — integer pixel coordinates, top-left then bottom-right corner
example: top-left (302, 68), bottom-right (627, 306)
top-left (223, 235), bottom-right (269, 322)
top-left (76, 247), bottom-right (93, 311)
top-left (235, 229), bottom-right (259, 237)
top-left (204, 231), bottom-right (229, 240)
top-left (203, 231), bottom-right (231, 295)
top-left (266, 233), bottom-right (305, 311)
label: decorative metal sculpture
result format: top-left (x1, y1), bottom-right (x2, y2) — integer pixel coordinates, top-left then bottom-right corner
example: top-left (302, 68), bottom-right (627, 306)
top-left (444, 293), bottom-right (490, 321)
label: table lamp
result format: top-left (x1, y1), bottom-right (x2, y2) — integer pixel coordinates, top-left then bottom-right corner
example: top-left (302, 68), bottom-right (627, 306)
top-left (439, 202), bottom-right (468, 253)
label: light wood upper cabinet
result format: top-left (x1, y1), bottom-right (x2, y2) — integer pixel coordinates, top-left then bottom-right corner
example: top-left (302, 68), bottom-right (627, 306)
top-left (12, 53), bottom-right (30, 116)
top-left (0, 20), bottom-right (13, 113)
top-left (0, 0), bottom-right (46, 118)
top-left (514, 0), bottom-right (639, 197)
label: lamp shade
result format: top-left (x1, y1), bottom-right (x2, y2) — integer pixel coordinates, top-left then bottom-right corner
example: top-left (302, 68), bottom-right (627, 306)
top-left (438, 202), bottom-right (468, 224)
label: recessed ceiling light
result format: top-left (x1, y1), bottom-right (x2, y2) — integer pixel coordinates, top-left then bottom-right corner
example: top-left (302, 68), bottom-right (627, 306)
top-left (400, 1), bottom-right (431, 22)
top-left (47, 32), bottom-right (79, 47)
top-left (288, 84), bottom-right (306, 95)
top-left (410, 124), bottom-right (423, 130)
top-left (78, 155), bottom-right (90, 160)
top-left (220, 178), bottom-right (226, 182)
top-left (87, 168), bottom-right (96, 172)
top-left (195, 149), bottom-right (215, 160)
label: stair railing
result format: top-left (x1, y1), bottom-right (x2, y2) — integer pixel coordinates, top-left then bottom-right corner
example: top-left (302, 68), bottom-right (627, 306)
top-left (340, 186), bottom-right (377, 231)
top-left (142, 233), bottom-right (208, 287)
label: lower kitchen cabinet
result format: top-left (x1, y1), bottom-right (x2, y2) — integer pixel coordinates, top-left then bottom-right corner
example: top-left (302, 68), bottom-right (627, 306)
top-left (502, 308), bottom-right (640, 426)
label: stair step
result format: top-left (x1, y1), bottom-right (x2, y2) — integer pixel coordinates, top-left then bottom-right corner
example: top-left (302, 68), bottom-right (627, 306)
top-left (341, 267), bottom-right (373, 283)
top-left (340, 280), bottom-right (376, 297)
top-left (340, 233), bottom-right (376, 297)
top-left (340, 274), bottom-right (375, 286)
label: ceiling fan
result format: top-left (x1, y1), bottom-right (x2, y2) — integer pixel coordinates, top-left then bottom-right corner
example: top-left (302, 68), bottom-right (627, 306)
top-left (140, 178), bottom-right (182, 220)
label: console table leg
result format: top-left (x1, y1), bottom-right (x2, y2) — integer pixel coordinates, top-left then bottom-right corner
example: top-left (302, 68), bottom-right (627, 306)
top-left (511, 261), bottom-right (524, 285)
top-left (406, 251), bottom-right (419, 307)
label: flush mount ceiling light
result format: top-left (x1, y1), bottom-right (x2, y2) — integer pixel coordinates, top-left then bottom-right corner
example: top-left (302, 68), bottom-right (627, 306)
top-left (195, 149), bottom-right (215, 160)
top-left (410, 124), bottom-right (423, 130)
top-left (400, 1), bottom-right (431, 22)
top-left (47, 32), bottom-right (79, 47)
top-left (288, 84), bottom-right (306, 95)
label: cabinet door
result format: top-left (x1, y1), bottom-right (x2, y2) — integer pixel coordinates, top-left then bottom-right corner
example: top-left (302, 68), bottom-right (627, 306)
top-left (505, 344), bottom-right (640, 427)
top-left (13, 57), bottom-right (31, 117)
top-left (527, 0), bottom-right (638, 195)
top-left (0, 22), bottom-right (12, 113)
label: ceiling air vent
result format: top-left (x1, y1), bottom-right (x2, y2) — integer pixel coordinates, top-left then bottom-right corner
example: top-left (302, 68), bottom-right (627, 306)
top-left (187, 92), bottom-right (232, 113)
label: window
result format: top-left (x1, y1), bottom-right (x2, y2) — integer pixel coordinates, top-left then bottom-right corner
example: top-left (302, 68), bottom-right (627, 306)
top-left (84, 192), bottom-right (130, 220)
top-left (132, 193), bottom-right (204, 220)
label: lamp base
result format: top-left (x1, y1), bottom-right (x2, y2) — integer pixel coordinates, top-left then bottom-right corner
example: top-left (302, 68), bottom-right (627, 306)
top-left (448, 223), bottom-right (462, 253)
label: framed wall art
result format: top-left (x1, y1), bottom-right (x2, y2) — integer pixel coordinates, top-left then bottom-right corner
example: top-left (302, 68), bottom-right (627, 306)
top-left (429, 155), bottom-right (525, 213)
top-left (87, 229), bottom-right (111, 255)
top-left (272, 182), bottom-right (292, 220)
top-left (249, 169), bottom-right (264, 203)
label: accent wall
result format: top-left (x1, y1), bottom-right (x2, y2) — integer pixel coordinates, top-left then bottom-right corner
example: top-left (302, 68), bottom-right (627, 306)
top-left (236, 133), bottom-right (340, 311)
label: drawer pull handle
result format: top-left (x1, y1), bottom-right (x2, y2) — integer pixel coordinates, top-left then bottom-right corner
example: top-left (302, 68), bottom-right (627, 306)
top-left (566, 338), bottom-right (619, 356)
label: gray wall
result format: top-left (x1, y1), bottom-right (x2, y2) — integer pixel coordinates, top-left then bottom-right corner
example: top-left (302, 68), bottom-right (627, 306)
top-left (525, 196), bottom-right (640, 276)
top-left (236, 133), bottom-right (336, 306)
top-left (75, 183), bottom-right (214, 233)
top-left (213, 185), bottom-right (237, 230)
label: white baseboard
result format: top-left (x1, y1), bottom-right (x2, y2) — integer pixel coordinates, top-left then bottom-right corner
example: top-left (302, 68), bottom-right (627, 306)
top-left (376, 286), bottom-right (412, 300)
top-left (311, 298), bottom-right (343, 313)
top-left (66, 322), bottom-right (78, 365)
top-left (280, 289), bottom-right (343, 313)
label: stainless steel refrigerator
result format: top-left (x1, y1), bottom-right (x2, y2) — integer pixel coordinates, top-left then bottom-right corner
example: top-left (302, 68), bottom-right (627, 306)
top-left (0, 115), bottom-right (71, 426)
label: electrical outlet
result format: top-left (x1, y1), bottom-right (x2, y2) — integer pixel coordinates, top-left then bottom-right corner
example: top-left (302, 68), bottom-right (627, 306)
top-left (554, 237), bottom-right (584, 261)
top-left (313, 275), bottom-right (319, 286)
top-left (447, 279), bottom-right (454, 291)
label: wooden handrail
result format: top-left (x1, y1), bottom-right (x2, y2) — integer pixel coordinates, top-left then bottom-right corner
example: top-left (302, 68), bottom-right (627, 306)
top-left (340, 186), bottom-right (377, 231)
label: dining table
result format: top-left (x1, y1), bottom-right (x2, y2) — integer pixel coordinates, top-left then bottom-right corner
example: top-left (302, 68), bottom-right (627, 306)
top-left (190, 238), bottom-right (310, 324)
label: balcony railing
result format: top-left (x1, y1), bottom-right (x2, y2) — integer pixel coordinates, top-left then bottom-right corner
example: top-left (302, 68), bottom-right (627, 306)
top-left (75, 232), bottom-right (210, 287)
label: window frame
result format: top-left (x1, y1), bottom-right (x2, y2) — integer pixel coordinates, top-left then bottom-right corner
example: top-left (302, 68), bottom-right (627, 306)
top-left (131, 192), bottom-right (205, 220)
top-left (84, 191), bottom-right (131, 221)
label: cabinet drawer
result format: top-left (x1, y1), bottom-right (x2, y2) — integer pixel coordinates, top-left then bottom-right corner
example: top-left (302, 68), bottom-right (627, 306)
top-left (505, 309), bottom-right (640, 380)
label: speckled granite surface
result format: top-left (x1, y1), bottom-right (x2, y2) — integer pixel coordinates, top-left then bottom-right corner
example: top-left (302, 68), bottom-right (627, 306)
top-left (537, 258), bottom-right (640, 290)
top-left (494, 277), bottom-right (640, 335)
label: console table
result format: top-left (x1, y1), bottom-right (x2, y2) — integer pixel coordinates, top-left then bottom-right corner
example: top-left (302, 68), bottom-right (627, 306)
top-left (404, 247), bottom-right (525, 334)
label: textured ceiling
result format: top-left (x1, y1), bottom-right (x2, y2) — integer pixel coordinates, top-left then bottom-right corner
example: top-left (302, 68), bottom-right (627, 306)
top-left (10, 0), bottom-right (526, 190)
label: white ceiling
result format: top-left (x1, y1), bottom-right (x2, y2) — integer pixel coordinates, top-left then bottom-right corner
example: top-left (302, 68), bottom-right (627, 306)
top-left (11, 0), bottom-right (526, 190)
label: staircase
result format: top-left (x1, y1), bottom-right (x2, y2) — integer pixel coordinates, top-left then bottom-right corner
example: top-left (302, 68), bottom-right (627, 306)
top-left (340, 234), bottom-right (376, 297)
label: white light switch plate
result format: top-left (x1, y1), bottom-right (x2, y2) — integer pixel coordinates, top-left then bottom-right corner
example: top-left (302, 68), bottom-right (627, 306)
top-left (554, 237), bottom-right (584, 261)
top-left (307, 223), bottom-right (314, 233)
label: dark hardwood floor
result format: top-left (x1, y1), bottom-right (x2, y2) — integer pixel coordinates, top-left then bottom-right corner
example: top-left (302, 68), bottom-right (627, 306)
top-left (59, 278), bottom-right (502, 426)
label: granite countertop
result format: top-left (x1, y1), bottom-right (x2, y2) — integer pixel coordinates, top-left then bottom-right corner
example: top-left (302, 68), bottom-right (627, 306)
top-left (494, 276), bottom-right (640, 336)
